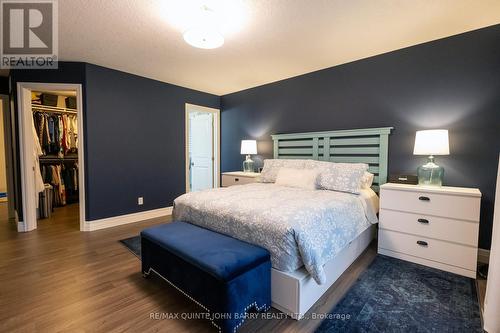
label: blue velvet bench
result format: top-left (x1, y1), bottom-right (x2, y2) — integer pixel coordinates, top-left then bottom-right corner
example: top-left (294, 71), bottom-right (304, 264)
top-left (140, 221), bottom-right (271, 333)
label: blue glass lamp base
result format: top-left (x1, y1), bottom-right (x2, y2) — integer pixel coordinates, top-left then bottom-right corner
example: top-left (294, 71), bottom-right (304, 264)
top-left (243, 155), bottom-right (255, 173)
top-left (417, 156), bottom-right (444, 186)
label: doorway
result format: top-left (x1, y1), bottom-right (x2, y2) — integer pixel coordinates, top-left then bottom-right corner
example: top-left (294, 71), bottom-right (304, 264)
top-left (185, 103), bottom-right (220, 192)
top-left (17, 83), bottom-right (85, 232)
top-left (0, 99), bottom-right (7, 201)
top-left (0, 94), bottom-right (15, 221)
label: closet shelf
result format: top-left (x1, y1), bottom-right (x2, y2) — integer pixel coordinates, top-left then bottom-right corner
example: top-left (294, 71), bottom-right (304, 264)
top-left (32, 104), bottom-right (77, 115)
top-left (39, 156), bottom-right (78, 162)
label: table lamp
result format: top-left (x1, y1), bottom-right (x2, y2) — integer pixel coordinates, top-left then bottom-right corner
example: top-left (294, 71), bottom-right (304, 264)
top-left (413, 129), bottom-right (449, 186)
top-left (241, 140), bottom-right (257, 172)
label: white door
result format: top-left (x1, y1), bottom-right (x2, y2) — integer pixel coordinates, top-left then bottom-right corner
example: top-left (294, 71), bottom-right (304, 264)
top-left (189, 112), bottom-right (213, 191)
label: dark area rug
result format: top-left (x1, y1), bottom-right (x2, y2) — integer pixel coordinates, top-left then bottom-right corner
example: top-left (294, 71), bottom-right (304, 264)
top-left (120, 237), bottom-right (482, 332)
top-left (315, 255), bottom-right (482, 332)
top-left (119, 236), bottom-right (141, 258)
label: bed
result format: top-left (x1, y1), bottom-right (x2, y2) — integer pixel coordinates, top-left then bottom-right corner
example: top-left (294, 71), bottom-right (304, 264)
top-left (173, 127), bottom-right (393, 318)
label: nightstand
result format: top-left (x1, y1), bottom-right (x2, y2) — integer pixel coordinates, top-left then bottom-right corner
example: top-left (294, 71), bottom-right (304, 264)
top-left (221, 172), bottom-right (260, 187)
top-left (378, 183), bottom-right (481, 278)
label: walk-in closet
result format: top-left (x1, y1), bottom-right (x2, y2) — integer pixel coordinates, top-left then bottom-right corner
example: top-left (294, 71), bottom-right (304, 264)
top-left (32, 90), bottom-right (80, 226)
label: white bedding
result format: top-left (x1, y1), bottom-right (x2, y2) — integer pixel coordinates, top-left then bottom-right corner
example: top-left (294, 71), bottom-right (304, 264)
top-left (173, 183), bottom-right (379, 284)
top-left (359, 188), bottom-right (380, 223)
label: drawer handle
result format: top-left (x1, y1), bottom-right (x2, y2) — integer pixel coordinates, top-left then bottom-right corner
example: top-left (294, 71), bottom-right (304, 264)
top-left (418, 196), bottom-right (430, 201)
top-left (234, 178), bottom-right (239, 182)
top-left (417, 218), bottom-right (429, 224)
top-left (417, 240), bottom-right (428, 246)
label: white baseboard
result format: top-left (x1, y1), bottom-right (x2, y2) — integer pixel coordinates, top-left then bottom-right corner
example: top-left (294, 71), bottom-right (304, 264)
top-left (478, 248), bottom-right (490, 264)
top-left (83, 206), bottom-right (173, 231)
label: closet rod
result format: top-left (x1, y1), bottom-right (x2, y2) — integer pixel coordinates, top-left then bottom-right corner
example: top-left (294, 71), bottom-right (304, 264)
top-left (39, 160), bottom-right (77, 164)
top-left (39, 157), bottom-right (78, 162)
top-left (32, 104), bottom-right (77, 115)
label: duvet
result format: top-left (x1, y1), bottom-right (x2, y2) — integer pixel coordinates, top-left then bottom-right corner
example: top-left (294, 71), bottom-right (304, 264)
top-left (173, 183), bottom-right (376, 284)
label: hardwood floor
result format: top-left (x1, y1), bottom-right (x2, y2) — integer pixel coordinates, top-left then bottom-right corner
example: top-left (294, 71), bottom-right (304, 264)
top-left (0, 202), bottom-right (486, 332)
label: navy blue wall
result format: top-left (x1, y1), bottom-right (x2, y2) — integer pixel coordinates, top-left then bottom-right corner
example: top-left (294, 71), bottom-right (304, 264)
top-left (10, 62), bottom-right (219, 221)
top-left (84, 64), bottom-right (219, 220)
top-left (221, 25), bottom-right (500, 249)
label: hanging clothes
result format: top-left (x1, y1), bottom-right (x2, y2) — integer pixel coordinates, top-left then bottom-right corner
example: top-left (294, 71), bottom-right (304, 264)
top-left (34, 112), bottom-right (48, 155)
top-left (61, 114), bottom-right (69, 154)
top-left (57, 115), bottom-right (64, 156)
top-left (34, 112), bottom-right (45, 148)
top-left (48, 116), bottom-right (58, 154)
top-left (33, 112), bottom-right (77, 157)
top-left (68, 115), bottom-right (78, 152)
top-left (41, 162), bottom-right (78, 207)
top-left (44, 114), bottom-right (50, 151)
top-left (32, 100), bottom-right (79, 208)
top-left (32, 122), bottom-right (45, 196)
top-left (61, 165), bottom-right (78, 204)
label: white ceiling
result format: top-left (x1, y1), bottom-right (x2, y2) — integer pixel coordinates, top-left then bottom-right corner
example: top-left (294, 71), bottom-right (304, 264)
top-left (12, 1), bottom-right (500, 95)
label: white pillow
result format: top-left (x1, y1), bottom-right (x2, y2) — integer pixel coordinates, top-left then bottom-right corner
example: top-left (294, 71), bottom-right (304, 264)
top-left (275, 167), bottom-right (318, 190)
top-left (304, 160), bottom-right (368, 194)
top-left (260, 159), bottom-right (306, 183)
top-left (360, 172), bottom-right (375, 189)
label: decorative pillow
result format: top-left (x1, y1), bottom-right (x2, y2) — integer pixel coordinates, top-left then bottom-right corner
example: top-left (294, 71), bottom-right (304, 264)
top-left (275, 168), bottom-right (319, 190)
top-left (303, 159), bottom-right (325, 171)
top-left (360, 172), bottom-right (375, 189)
top-left (260, 159), bottom-right (306, 183)
top-left (304, 160), bottom-right (368, 194)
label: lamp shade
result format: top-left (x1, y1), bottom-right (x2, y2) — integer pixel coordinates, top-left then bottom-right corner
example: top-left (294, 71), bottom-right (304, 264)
top-left (241, 140), bottom-right (257, 155)
top-left (413, 130), bottom-right (449, 155)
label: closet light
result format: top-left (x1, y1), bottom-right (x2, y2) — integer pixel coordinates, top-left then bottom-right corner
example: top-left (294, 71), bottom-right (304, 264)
top-left (183, 27), bottom-right (224, 49)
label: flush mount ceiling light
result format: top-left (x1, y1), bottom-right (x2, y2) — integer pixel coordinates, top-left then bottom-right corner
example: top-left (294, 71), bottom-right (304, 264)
top-left (161, 0), bottom-right (248, 50)
top-left (183, 27), bottom-right (224, 49)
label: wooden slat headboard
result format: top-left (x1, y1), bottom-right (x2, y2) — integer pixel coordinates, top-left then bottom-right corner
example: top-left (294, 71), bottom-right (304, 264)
top-left (271, 127), bottom-right (393, 192)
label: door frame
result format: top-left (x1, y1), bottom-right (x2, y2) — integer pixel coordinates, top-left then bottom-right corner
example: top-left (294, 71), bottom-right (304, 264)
top-left (185, 103), bottom-right (220, 193)
top-left (17, 82), bottom-right (86, 232)
top-left (0, 94), bottom-right (15, 220)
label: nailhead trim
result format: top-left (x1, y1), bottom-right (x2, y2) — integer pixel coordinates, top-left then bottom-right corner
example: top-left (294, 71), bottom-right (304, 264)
top-left (145, 268), bottom-right (270, 333)
top-left (232, 302), bottom-right (270, 333)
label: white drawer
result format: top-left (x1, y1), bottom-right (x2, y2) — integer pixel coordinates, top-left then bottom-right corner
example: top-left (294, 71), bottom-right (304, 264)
top-left (379, 209), bottom-right (479, 246)
top-left (378, 229), bottom-right (477, 271)
top-left (380, 188), bottom-right (480, 222)
top-left (222, 175), bottom-right (258, 187)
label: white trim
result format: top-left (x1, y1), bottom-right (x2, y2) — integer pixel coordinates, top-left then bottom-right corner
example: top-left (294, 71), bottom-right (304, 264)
top-left (76, 85), bottom-right (85, 232)
top-left (17, 84), bottom-right (36, 231)
top-left (185, 103), bottom-right (220, 193)
top-left (478, 248), bottom-right (490, 264)
top-left (17, 82), bottom-right (85, 232)
top-left (83, 206), bottom-right (173, 231)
